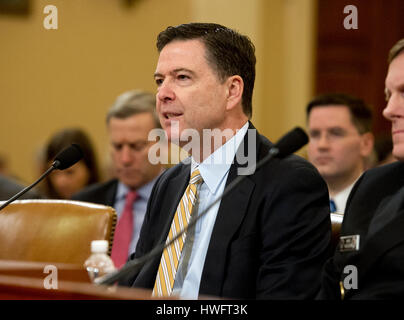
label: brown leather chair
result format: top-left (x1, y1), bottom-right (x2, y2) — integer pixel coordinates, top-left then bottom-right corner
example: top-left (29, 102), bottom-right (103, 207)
top-left (330, 212), bottom-right (343, 251)
top-left (0, 200), bottom-right (117, 265)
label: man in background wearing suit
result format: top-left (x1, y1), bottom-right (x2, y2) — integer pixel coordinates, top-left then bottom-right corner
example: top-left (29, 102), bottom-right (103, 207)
top-left (72, 90), bottom-right (164, 268)
top-left (318, 38), bottom-right (404, 299)
top-left (306, 93), bottom-right (374, 214)
top-left (121, 23), bottom-right (331, 299)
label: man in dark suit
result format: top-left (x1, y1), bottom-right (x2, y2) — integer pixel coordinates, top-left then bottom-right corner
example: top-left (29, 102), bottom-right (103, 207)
top-left (72, 90), bottom-right (165, 267)
top-left (118, 23), bottom-right (331, 299)
top-left (318, 38), bottom-right (404, 299)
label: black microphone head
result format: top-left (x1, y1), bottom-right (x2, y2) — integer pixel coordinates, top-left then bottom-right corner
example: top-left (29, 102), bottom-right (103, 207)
top-left (273, 127), bottom-right (308, 159)
top-left (53, 143), bottom-right (84, 170)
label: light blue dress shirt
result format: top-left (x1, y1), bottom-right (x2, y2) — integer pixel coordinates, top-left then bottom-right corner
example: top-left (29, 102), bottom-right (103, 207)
top-left (114, 175), bottom-right (161, 257)
top-left (172, 122), bottom-right (249, 299)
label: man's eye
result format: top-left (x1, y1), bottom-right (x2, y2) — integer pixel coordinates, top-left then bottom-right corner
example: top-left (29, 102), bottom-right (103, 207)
top-left (113, 144), bottom-right (122, 150)
top-left (178, 74), bottom-right (189, 80)
top-left (329, 129), bottom-right (345, 137)
top-left (131, 142), bottom-right (148, 151)
top-left (155, 78), bottom-right (163, 86)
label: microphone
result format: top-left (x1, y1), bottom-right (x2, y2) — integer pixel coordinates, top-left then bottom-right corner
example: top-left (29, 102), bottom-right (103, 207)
top-left (52, 143), bottom-right (83, 170)
top-left (98, 127), bottom-right (308, 286)
top-left (268, 126), bottom-right (308, 159)
top-left (0, 144), bottom-right (84, 211)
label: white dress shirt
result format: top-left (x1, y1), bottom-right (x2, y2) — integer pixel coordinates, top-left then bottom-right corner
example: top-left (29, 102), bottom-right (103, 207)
top-left (332, 181), bottom-right (357, 214)
top-left (172, 121), bottom-right (249, 299)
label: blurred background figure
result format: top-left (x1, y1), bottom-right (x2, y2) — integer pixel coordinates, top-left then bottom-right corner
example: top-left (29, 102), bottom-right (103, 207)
top-left (373, 134), bottom-right (397, 167)
top-left (0, 174), bottom-right (42, 201)
top-left (0, 152), bottom-right (10, 177)
top-left (0, 151), bottom-right (43, 200)
top-left (72, 90), bottom-right (165, 268)
top-left (306, 93), bottom-right (374, 214)
top-left (39, 128), bottom-right (100, 199)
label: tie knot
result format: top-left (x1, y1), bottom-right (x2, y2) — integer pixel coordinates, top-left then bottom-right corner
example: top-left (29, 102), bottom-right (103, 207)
top-left (126, 190), bottom-right (138, 203)
top-left (190, 169), bottom-right (203, 185)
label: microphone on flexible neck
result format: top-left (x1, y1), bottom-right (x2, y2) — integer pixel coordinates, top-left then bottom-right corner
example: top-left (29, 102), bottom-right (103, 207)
top-left (0, 144), bottom-right (84, 211)
top-left (52, 143), bottom-right (83, 170)
top-left (268, 127), bottom-right (308, 159)
top-left (98, 127), bottom-right (309, 286)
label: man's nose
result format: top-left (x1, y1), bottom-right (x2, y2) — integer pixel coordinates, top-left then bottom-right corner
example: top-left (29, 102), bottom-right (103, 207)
top-left (157, 80), bottom-right (176, 103)
top-left (317, 134), bottom-right (330, 149)
top-left (383, 94), bottom-right (402, 121)
top-left (120, 145), bottom-right (134, 164)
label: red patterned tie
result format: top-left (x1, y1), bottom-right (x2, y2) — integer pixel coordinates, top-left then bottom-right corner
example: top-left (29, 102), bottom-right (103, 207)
top-left (111, 190), bottom-right (138, 268)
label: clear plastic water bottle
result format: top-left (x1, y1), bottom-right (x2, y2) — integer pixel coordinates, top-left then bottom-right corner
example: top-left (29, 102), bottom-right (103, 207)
top-left (84, 240), bottom-right (116, 282)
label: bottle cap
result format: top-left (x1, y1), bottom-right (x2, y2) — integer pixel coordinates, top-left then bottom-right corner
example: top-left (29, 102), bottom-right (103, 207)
top-left (91, 240), bottom-right (109, 253)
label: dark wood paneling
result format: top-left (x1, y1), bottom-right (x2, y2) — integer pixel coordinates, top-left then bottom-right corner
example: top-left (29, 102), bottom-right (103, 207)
top-left (315, 0), bottom-right (404, 134)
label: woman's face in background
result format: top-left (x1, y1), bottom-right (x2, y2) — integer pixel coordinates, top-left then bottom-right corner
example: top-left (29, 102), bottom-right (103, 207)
top-left (49, 160), bottom-right (90, 199)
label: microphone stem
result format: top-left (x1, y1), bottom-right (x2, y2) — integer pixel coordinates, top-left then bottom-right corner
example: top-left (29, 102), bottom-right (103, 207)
top-left (0, 166), bottom-right (55, 211)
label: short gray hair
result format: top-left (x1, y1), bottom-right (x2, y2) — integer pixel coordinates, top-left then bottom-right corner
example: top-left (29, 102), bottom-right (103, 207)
top-left (106, 90), bottom-right (160, 128)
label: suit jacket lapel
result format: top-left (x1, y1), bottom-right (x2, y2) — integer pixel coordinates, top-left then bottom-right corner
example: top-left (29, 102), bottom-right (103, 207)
top-left (156, 163), bottom-right (191, 244)
top-left (364, 186), bottom-right (404, 257)
top-left (106, 180), bottom-right (119, 207)
top-left (343, 187), bottom-right (404, 298)
top-left (199, 124), bottom-right (259, 296)
top-left (367, 186), bottom-right (404, 237)
top-left (134, 164), bottom-right (191, 288)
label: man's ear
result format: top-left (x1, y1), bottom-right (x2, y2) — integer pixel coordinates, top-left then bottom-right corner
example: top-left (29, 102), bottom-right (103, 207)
top-left (225, 75), bottom-right (243, 111)
top-left (360, 132), bottom-right (375, 157)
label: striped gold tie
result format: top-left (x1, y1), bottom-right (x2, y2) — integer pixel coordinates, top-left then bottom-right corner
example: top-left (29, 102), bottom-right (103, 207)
top-left (153, 169), bottom-right (203, 296)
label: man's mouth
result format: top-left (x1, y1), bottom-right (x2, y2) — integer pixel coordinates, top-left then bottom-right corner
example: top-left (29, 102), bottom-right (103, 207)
top-left (316, 156), bottom-right (332, 164)
top-left (392, 129), bottom-right (404, 136)
top-left (163, 112), bottom-right (183, 119)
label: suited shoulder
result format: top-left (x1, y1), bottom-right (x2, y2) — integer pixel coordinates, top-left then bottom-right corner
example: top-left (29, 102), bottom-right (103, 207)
top-left (0, 175), bottom-right (43, 200)
top-left (71, 179), bottom-right (118, 204)
top-left (348, 161), bottom-right (404, 203)
top-left (282, 153), bottom-right (318, 170)
top-left (342, 162), bottom-right (404, 234)
top-left (257, 132), bottom-right (319, 173)
top-left (260, 152), bottom-right (322, 184)
top-left (357, 161), bottom-right (404, 186)
top-left (153, 161), bottom-right (189, 185)
top-left (250, 142), bottom-right (330, 209)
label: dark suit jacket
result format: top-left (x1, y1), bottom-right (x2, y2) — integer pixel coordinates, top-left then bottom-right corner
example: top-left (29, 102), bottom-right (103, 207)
top-left (71, 179), bottom-right (118, 207)
top-left (121, 124), bottom-right (331, 299)
top-left (318, 161), bottom-right (404, 299)
top-left (0, 175), bottom-right (43, 201)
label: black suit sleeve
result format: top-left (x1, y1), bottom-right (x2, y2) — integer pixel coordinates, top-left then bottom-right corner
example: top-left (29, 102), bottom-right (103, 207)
top-left (257, 163), bottom-right (331, 299)
top-left (70, 180), bottom-right (117, 207)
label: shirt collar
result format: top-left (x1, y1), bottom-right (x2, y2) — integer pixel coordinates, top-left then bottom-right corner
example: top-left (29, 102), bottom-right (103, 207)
top-left (332, 180), bottom-right (357, 213)
top-left (116, 170), bottom-right (163, 201)
top-left (191, 121), bottom-right (249, 194)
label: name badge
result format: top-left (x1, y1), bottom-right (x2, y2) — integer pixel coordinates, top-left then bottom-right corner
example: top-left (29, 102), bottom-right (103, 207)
top-left (339, 235), bottom-right (360, 252)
